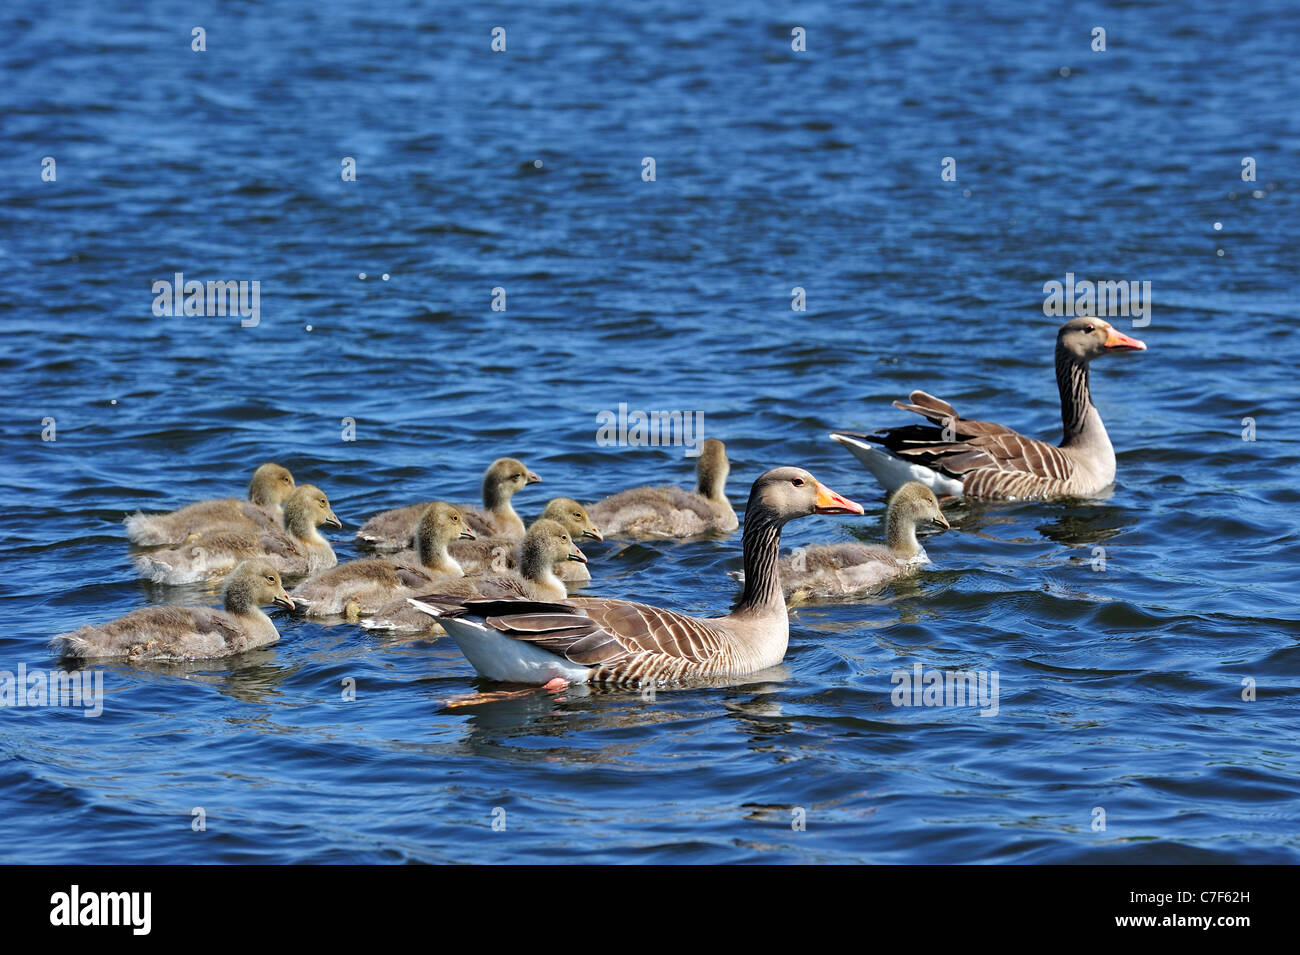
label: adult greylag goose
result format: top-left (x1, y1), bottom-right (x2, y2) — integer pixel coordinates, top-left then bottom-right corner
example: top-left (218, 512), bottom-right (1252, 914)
top-left (354, 457), bottom-right (541, 551)
top-left (123, 462), bottom-right (295, 546)
top-left (52, 560), bottom-right (294, 661)
top-left (586, 438), bottom-right (738, 538)
top-left (290, 502), bottom-right (475, 619)
top-left (133, 485), bottom-right (342, 585)
top-left (449, 498), bottom-right (602, 582)
top-left (830, 318), bottom-right (1146, 501)
top-left (407, 467), bottom-right (863, 686)
top-left (766, 482), bottom-right (949, 602)
top-left (362, 518), bottom-right (586, 633)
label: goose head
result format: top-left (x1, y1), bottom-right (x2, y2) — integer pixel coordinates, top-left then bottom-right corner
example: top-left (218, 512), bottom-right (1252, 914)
top-left (746, 467), bottom-right (865, 525)
top-left (696, 438), bottom-right (730, 500)
top-left (540, 497), bottom-right (603, 542)
top-left (248, 462), bottom-right (296, 510)
top-left (417, 501), bottom-right (475, 565)
top-left (888, 481), bottom-right (950, 532)
top-left (482, 457), bottom-right (542, 509)
top-left (885, 481), bottom-right (949, 558)
top-left (735, 468), bottom-right (864, 614)
top-left (224, 559), bottom-right (295, 613)
top-left (283, 485), bottom-right (343, 538)
top-left (520, 518), bottom-right (587, 580)
top-left (1057, 318), bottom-right (1146, 362)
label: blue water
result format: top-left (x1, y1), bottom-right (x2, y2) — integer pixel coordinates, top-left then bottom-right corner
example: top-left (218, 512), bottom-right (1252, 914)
top-left (1, 0), bottom-right (1298, 863)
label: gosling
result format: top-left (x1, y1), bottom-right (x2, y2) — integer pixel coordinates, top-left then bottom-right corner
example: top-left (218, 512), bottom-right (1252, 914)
top-left (291, 502), bottom-right (475, 619)
top-left (51, 560), bottom-right (295, 662)
top-left (761, 481), bottom-right (950, 602)
top-left (587, 438), bottom-right (737, 537)
top-left (363, 518), bottom-right (585, 633)
top-left (133, 485), bottom-right (342, 585)
top-left (355, 457), bottom-right (541, 551)
top-left (448, 498), bottom-right (602, 582)
top-left (124, 462), bottom-right (296, 546)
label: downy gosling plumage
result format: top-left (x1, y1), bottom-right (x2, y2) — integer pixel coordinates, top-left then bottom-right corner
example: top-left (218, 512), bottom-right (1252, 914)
top-left (769, 482), bottom-right (949, 602)
top-left (52, 560), bottom-right (294, 661)
top-left (354, 457), bottom-right (541, 551)
top-left (449, 498), bottom-right (603, 582)
top-left (291, 502), bottom-right (476, 619)
top-left (123, 462), bottom-right (295, 546)
top-left (587, 438), bottom-right (738, 538)
top-left (133, 485), bottom-right (342, 585)
top-left (362, 518), bottom-right (585, 633)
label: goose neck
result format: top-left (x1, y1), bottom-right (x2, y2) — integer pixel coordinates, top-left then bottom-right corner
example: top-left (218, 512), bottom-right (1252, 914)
top-left (736, 505), bottom-right (787, 615)
top-left (886, 511), bottom-right (922, 558)
top-left (223, 582), bottom-right (261, 617)
top-left (1055, 346), bottom-right (1095, 445)
top-left (284, 504), bottom-right (323, 543)
top-left (483, 479), bottom-right (512, 511)
top-left (420, 539), bottom-right (461, 576)
top-left (519, 541), bottom-right (554, 584)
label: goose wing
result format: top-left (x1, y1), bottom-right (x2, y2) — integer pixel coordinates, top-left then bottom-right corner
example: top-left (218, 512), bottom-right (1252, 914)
top-left (448, 537), bottom-right (519, 572)
top-left (415, 595), bottom-right (728, 670)
top-left (389, 560), bottom-right (436, 590)
top-left (355, 502), bottom-right (429, 549)
top-left (866, 390), bottom-right (1075, 485)
top-left (255, 528), bottom-right (303, 559)
top-left (462, 510), bottom-right (500, 537)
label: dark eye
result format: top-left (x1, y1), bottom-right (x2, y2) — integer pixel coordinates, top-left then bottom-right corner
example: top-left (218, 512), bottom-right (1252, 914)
top-left (1084, 324), bottom-right (1095, 333)
top-left (451, 514), bottom-right (459, 522)
top-left (265, 575), bottom-right (275, 583)
top-left (319, 500), bottom-right (327, 507)
top-left (792, 478), bottom-right (805, 487)
top-left (281, 477), bottom-right (290, 483)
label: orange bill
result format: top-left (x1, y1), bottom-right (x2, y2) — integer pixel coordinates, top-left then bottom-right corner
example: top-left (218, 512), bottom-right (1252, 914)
top-left (1103, 326), bottom-right (1147, 351)
top-left (814, 481), bottom-right (865, 515)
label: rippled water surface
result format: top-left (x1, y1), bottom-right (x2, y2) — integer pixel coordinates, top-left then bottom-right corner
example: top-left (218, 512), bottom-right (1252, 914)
top-left (2, 1), bottom-right (1298, 863)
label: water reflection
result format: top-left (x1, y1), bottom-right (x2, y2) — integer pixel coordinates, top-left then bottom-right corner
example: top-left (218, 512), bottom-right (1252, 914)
top-left (1035, 505), bottom-right (1135, 547)
top-left (442, 666), bottom-right (794, 753)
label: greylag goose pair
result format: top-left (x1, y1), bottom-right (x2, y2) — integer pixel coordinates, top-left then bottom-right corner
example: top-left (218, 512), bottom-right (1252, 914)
top-left (408, 467), bottom-right (863, 686)
top-left (771, 482), bottom-right (948, 602)
top-left (356, 457), bottom-right (541, 551)
top-left (124, 462), bottom-right (295, 545)
top-left (362, 518), bottom-right (588, 632)
top-left (586, 438), bottom-right (738, 537)
top-left (831, 318), bottom-right (1146, 500)
top-left (52, 561), bottom-right (294, 661)
top-left (133, 485), bottom-right (342, 585)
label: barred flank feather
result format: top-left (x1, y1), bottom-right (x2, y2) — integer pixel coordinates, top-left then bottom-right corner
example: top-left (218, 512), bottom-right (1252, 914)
top-left (407, 468), bottom-right (841, 687)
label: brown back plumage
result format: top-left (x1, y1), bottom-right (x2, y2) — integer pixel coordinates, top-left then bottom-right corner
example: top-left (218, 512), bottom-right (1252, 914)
top-left (836, 319), bottom-right (1145, 501)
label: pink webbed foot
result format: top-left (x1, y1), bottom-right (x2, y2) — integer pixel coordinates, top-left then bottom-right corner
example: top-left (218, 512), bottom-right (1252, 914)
top-left (444, 677), bottom-right (571, 708)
